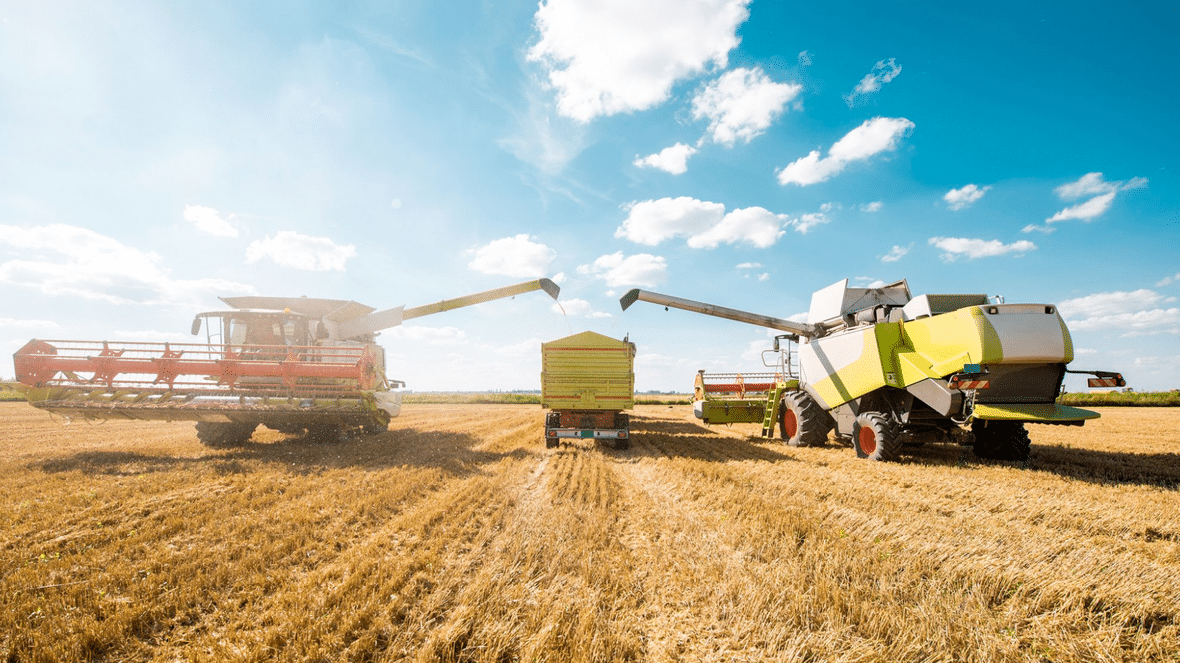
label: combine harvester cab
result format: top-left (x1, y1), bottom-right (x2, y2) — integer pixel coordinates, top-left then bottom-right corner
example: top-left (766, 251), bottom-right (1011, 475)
top-left (620, 279), bottom-right (1123, 462)
top-left (541, 331), bottom-right (635, 450)
top-left (13, 278), bottom-right (559, 447)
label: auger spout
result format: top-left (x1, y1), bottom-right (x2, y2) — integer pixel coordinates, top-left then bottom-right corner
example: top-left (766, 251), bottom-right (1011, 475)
top-left (619, 288), bottom-right (821, 338)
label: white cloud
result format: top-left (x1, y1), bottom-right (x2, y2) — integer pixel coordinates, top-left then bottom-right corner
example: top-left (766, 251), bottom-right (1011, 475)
top-left (797, 51), bottom-right (812, 67)
top-left (0, 224), bottom-right (254, 306)
top-left (552, 298), bottom-right (612, 318)
top-left (943, 184), bottom-right (991, 211)
top-left (183, 205), bottom-right (239, 237)
top-left (528, 0), bottom-right (751, 122)
top-left (245, 231), bottom-right (356, 271)
top-left (688, 206), bottom-right (787, 248)
top-left (861, 201), bottom-right (883, 213)
top-left (777, 117), bottom-right (914, 186)
top-left (616, 197), bottom-right (723, 245)
top-left (928, 236), bottom-right (1036, 261)
top-left (881, 245), bottom-right (910, 263)
top-left (467, 234), bottom-right (556, 278)
top-left (735, 262), bottom-right (763, 269)
top-left (757, 273), bottom-right (769, 282)
top-left (578, 252), bottom-right (667, 288)
top-left (633, 142), bottom-right (698, 174)
top-left (844, 58), bottom-right (902, 106)
top-left (787, 211), bottom-right (830, 234)
top-left (691, 67), bottom-right (801, 146)
top-left (1056, 289), bottom-right (1167, 318)
top-left (1021, 224), bottom-right (1055, 234)
top-left (1046, 191), bottom-right (1115, 223)
top-left (616, 198), bottom-right (790, 248)
top-left (0, 318), bottom-right (59, 330)
top-left (1156, 273), bottom-right (1180, 287)
top-left (1044, 172), bottom-right (1147, 226)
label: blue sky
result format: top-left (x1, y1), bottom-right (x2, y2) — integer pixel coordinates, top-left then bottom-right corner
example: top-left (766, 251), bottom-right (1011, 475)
top-left (2, 1), bottom-right (1177, 392)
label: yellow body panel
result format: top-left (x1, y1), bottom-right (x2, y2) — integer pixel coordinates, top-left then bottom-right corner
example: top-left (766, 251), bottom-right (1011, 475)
top-left (541, 331), bottom-right (635, 411)
top-left (973, 403), bottom-right (1099, 422)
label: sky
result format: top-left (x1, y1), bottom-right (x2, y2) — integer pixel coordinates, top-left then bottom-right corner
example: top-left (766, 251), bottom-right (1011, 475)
top-left (1, 0), bottom-right (1178, 393)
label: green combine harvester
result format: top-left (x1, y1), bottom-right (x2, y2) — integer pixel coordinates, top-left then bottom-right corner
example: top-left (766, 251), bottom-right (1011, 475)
top-left (621, 278), bottom-right (1123, 462)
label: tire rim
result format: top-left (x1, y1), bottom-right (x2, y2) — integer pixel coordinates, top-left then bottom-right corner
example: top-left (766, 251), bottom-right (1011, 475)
top-left (783, 409), bottom-right (798, 438)
top-left (858, 426), bottom-right (877, 455)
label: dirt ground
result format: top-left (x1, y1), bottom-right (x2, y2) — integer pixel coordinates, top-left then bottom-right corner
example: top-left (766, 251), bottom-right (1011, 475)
top-left (1, 402), bottom-right (1178, 662)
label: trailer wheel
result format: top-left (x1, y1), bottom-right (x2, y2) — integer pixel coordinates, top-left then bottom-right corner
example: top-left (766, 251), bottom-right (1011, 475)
top-left (851, 412), bottom-right (901, 461)
top-left (195, 421), bottom-right (257, 448)
top-left (779, 391), bottom-right (833, 447)
top-left (971, 420), bottom-right (1031, 461)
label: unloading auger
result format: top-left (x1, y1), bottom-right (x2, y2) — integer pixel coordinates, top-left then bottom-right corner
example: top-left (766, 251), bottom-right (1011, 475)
top-left (13, 278), bottom-right (559, 446)
top-left (620, 279), bottom-right (1123, 461)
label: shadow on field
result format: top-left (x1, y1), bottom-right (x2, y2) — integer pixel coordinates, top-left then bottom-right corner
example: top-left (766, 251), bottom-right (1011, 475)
top-left (1028, 445), bottom-right (1180, 489)
top-left (622, 418), bottom-right (795, 463)
top-left (30, 428), bottom-right (530, 479)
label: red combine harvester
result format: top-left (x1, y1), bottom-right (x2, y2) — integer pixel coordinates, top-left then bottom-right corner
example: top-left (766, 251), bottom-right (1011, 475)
top-left (12, 278), bottom-right (559, 446)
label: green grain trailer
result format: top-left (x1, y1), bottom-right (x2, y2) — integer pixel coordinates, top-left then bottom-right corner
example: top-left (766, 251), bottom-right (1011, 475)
top-left (541, 331), bottom-right (635, 449)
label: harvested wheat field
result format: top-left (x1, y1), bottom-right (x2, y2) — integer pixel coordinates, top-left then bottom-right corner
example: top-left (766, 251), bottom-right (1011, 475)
top-left (2, 402), bottom-right (1178, 662)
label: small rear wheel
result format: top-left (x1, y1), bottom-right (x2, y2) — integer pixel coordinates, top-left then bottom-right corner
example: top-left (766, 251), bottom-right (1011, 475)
top-left (851, 412), bottom-right (901, 461)
top-left (196, 421), bottom-right (257, 448)
top-left (779, 391), bottom-right (833, 447)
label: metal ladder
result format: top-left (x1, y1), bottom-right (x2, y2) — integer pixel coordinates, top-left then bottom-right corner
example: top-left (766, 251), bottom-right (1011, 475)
top-left (760, 380), bottom-right (787, 438)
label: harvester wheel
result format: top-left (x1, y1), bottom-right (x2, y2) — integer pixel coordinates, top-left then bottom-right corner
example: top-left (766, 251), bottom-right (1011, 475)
top-left (195, 421), bottom-right (257, 448)
top-left (851, 412), bottom-right (901, 461)
top-left (779, 391), bottom-right (833, 447)
top-left (971, 420), bottom-right (1031, 461)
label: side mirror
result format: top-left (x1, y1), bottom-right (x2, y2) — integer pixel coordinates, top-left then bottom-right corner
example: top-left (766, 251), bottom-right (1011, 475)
top-left (191, 317), bottom-right (202, 336)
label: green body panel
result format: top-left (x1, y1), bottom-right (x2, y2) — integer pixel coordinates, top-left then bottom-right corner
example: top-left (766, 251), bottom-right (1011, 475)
top-left (973, 403), bottom-right (1099, 422)
top-left (698, 399), bottom-right (767, 424)
top-left (541, 331), bottom-right (635, 411)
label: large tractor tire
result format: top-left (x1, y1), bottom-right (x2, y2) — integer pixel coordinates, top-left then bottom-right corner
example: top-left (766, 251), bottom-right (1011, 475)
top-left (779, 391), bottom-right (833, 447)
top-left (971, 420), bottom-right (1031, 461)
top-left (195, 421), bottom-right (257, 448)
top-left (851, 412), bottom-right (902, 461)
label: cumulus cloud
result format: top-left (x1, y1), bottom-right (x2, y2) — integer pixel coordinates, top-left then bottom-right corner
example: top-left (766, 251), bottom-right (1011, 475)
top-left (687, 206), bottom-right (786, 248)
top-left (881, 245), bottom-right (910, 263)
top-left (0, 317), bottom-right (59, 330)
top-left (577, 252), bottom-right (667, 288)
top-left (0, 223), bottom-right (254, 306)
top-left (777, 117), bottom-right (914, 186)
top-left (735, 262), bottom-right (762, 269)
top-left (844, 58), bottom-right (902, 106)
top-left (691, 67), bottom-right (802, 146)
top-left (183, 205), bottom-right (239, 237)
top-left (633, 143), bottom-right (698, 174)
top-left (928, 236), bottom-right (1036, 261)
top-left (1055, 289), bottom-right (1178, 332)
top-left (467, 234), bottom-right (556, 278)
top-left (944, 184), bottom-right (991, 211)
top-left (616, 197), bottom-right (788, 248)
top-left (246, 231), bottom-right (356, 271)
top-left (1037, 172), bottom-right (1148, 229)
top-left (787, 210), bottom-right (830, 234)
top-left (552, 298), bottom-right (612, 318)
top-left (861, 201), bottom-right (883, 213)
top-left (528, 0), bottom-right (750, 122)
